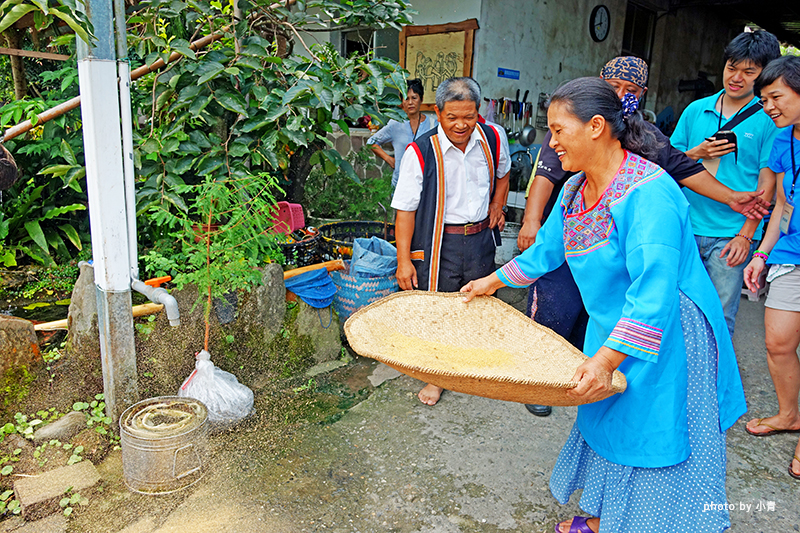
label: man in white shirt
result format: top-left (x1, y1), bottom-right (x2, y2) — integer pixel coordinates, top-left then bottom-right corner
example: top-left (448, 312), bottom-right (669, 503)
top-left (392, 77), bottom-right (510, 405)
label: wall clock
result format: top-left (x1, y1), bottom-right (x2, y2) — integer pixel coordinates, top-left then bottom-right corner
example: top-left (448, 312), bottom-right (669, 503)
top-left (590, 5), bottom-right (610, 42)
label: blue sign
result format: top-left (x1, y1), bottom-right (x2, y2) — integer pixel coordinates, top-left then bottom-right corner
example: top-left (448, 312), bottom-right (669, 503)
top-left (497, 68), bottom-right (520, 80)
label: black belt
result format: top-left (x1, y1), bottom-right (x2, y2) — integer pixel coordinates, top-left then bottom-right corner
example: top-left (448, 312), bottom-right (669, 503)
top-left (443, 217), bottom-right (490, 235)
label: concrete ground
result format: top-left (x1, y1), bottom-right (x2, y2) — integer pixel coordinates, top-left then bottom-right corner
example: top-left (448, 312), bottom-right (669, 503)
top-left (25, 290), bottom-right (799, 532)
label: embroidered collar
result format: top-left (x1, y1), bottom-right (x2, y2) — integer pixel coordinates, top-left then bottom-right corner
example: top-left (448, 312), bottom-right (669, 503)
top-left (561, 151), bottom-right (664, 256)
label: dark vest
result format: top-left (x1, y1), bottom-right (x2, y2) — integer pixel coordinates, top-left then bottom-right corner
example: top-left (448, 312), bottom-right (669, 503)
top-left (407, 122), bottom-right (501, 291)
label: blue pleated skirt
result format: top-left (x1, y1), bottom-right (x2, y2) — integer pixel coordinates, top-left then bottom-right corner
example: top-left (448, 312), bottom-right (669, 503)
top-left (549, 293), bottom-right (730, 532)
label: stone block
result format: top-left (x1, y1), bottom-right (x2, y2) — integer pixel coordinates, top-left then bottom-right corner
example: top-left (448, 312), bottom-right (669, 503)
top-left (367, 363), bottom-right (402, 387)
top-left (0, 316), bottom-right (39, 375)
top-left (294, 301), bottom-right (341, 363)
top-left (66, 262), bottom-right (100, 359)
top-left (0, 514), bottom-right (66, 533)
top-left (32, 412), bottom-right (87, 443)
top-left (332, 132), bottom-right (352, 156)
top-left (237, 263), bottom-right (285, 346)
top-left (14, 461), bottom-right (100, 520)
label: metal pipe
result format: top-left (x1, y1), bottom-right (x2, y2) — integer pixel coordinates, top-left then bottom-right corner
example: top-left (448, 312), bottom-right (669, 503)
top-left (131, 279), bottom-right (180, 326)
top-left (112, 0), bottom-right (127, 60)
top-left (117, 61), bottom-right (139, 280)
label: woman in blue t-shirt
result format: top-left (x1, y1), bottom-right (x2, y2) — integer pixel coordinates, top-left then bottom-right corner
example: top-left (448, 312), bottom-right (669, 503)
top-left (743, 55), bottom-right (800, 481)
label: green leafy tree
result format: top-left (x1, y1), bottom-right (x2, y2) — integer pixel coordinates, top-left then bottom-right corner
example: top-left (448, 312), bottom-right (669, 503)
top-left (0, 0), bottom-right (91, 99)
top-left (1, 61), bottom-right (87, 265)
top-left (132, 0), bottom-right (414, 217)
top-left (1, 0), bottom-right (415, 267)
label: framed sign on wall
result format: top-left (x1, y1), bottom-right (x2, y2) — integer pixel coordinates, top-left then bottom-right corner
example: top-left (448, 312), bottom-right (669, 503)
top-left (399, 19), bottom-right (479, 111)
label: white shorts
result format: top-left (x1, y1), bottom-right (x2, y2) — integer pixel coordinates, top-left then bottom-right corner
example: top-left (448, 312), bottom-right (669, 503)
top-left (765, 265), bottom-right (800, 312)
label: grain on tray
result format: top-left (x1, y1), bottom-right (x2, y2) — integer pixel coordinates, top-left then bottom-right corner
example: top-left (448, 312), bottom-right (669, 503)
top-left (381, 331), bottom-right (514, 372)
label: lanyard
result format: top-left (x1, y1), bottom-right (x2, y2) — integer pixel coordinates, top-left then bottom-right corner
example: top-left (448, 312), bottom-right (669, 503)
top-left (717, 93), bottom-right (745, 131)
top-left (790, 132), bottom-right (800, 202)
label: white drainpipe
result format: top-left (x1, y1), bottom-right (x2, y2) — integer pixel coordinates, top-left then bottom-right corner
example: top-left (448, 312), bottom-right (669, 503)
top-left (111, 0), bottom-right (181, 325)
top-left (77, 0), bottom-right (138, 422)
top-left (77, 0), bottom-right (177, 422)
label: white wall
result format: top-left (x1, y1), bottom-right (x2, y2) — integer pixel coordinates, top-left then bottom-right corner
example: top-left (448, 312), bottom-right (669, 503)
top-left (395, 0), bottom-right (742, 132)
top-left (407, 0), bottom-right (482, 26)
top-left (473, 0), bottom-right (628, 134)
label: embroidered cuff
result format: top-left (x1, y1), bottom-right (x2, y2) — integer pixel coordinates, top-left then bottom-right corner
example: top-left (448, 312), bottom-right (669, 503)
top-left (605, 317), bottom-right (662, 359)
top-left (497, 259), bottom-right (538, 288)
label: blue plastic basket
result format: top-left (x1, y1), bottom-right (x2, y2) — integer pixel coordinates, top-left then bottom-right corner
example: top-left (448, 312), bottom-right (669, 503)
top-left (330, 262), bottom-right (399, 321)
top-left (284, 268), bottom-right (337, 308)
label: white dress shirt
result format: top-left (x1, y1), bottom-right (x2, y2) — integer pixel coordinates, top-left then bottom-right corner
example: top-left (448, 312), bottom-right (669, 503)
top-left (391, 124), bottom-right (511, 224)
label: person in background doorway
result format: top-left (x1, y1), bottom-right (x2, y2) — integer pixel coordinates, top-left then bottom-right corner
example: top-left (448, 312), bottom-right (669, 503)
top-left (517, 55), bottom-right (769, 418)
top-left (742, 56), bottom-right (800, 481)
top-left (392, 77), bottom-right (510, 406)
top-left (367, 79), bottom-right (437, 192)
top-left (463, 77), bottom-right (746, 533)
top-left (671, 30), bottom-right (781, 337)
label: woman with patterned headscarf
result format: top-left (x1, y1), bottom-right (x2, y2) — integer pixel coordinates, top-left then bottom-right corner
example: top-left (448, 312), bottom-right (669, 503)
top-left (463, 77), bottom-right (746, 533)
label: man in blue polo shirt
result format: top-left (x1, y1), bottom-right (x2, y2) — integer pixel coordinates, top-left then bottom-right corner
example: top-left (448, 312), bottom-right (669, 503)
top-left (671, 30), bottom-right (781, 336)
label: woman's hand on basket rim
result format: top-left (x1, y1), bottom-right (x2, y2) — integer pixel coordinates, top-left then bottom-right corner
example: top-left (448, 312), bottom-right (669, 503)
top-left (460, 273), bottom-right (503, 303)
top-left (567, 347), bottom-right (626, 403)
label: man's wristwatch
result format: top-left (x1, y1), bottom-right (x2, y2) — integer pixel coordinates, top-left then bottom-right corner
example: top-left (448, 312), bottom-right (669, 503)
top-left (501, 206), bottom-right (508, 216)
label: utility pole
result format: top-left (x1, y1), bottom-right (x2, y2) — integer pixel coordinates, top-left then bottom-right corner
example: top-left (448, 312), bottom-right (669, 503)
top-left (77, 0), bottom-right (138, 422)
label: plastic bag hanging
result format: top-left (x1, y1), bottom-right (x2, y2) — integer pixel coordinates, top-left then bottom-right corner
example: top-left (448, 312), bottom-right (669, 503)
top-left (177, 350), bottom-right (254, 424)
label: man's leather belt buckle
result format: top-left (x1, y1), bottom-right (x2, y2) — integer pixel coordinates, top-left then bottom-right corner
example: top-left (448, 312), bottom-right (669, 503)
top-left (444, 217), bottom-right (489, 236)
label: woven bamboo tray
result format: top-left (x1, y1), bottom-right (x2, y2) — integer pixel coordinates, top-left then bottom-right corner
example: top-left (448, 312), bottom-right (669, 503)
top-left (344, 291), bottom-right (627, 406)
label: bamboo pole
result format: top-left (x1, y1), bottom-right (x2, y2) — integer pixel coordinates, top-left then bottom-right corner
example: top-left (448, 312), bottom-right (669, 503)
top-left (0, 47), bottom-right (70, 61)
top-left (283, 259), bottom-right (345, 280)
top-left (34, 302), bottom-right (164, 331)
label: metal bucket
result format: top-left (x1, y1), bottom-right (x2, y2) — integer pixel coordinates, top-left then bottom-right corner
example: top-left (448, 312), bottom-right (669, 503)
top-left (119, 396), bottom-right (208, 495)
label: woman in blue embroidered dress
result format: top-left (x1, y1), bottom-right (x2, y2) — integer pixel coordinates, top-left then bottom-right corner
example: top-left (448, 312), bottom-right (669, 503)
top-left (742, 56), bottom-right (800, 480)
top-left (461, 77), bottom-right (747, 533)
